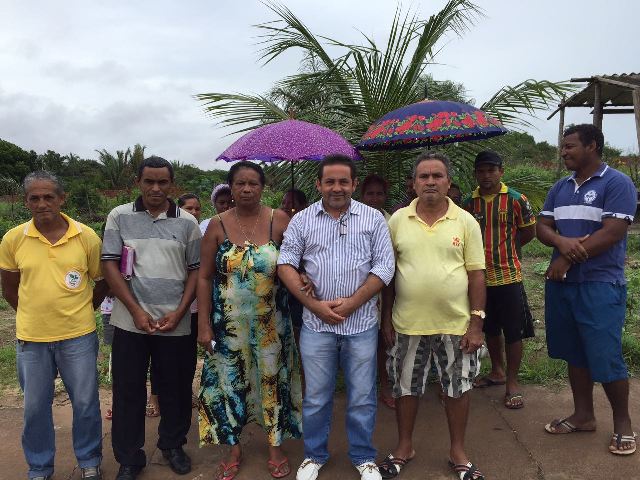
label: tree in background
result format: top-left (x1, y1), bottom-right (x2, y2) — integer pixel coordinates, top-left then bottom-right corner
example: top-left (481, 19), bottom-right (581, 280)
top-left (0, 139), bottom-right (40, 181)
top-left (195, 0), bottom-right (574, 209)
top-left (96, 148), bottom-right (133, 190)
top-left (0, 138), bottom-right (230, 232)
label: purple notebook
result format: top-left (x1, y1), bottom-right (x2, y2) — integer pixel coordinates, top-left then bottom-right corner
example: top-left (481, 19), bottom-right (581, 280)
top-left (119, 246), bottom-right (135, 280)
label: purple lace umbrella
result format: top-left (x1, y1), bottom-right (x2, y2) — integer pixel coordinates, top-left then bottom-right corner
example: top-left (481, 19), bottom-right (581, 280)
top-left (357, 100), bottom-right (508, 151)
top-left (217, 119), bottom-right (362, 191)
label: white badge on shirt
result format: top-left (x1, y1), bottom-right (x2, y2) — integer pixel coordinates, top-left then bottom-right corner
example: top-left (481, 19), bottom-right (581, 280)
top-left (583, 190), bottom-right (597, 205)
top-left (64, 270), bottom-right (82, 289)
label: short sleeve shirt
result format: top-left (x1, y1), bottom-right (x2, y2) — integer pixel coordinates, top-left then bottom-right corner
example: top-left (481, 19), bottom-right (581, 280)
top-left (0, 213), bottom-right (103, 342)
top-left (389, 198), bottom-right (485, 336)
top-left (539, 163), bottom-right (636, 283)
top-left (101, 197), bottom-right (201, 336)
top-left (463, 183), bottom-right (536, 286)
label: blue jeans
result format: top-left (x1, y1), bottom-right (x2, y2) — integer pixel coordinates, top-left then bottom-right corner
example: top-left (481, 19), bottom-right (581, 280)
top-left (299, 324), bottom-right (378, 466)
top-left (16, 332), bottom-right (102, 479)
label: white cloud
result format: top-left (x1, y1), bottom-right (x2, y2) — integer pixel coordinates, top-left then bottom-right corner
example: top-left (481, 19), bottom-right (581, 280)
top-left (0, 0), bottom-right (638, 171)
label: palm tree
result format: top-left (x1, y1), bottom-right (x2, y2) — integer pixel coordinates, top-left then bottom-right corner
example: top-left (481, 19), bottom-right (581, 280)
top-left (195, 0), bottom-right (574, 206)
top-left (97, 148), bottom-right (132, 189)
top-left (129, 144), bottom-right (147, 179)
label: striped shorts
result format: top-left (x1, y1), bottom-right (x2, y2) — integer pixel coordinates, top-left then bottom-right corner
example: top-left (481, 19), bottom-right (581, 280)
top-left (387, 333), bottom-right (480, 399)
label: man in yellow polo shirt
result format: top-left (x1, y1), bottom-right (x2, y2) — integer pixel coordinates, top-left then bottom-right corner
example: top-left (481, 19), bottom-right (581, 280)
top-left (0, 171), bottom-right (107, 480)
top-left (378, 153), bottom-right (486, 480)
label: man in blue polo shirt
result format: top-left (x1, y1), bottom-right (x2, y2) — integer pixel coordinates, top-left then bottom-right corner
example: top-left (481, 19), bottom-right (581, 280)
top-left (537, 124), bottom-right (637, 456)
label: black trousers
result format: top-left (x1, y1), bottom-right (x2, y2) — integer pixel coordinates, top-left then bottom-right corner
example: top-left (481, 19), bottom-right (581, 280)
top-left (150, 313), bottom-right (198, 395)
top-left (111, 327), bottom-right (196, 467)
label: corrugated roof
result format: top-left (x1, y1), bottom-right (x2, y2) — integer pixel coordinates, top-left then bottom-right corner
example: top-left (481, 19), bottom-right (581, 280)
top-left (563, 73), bottom-right (640, 108)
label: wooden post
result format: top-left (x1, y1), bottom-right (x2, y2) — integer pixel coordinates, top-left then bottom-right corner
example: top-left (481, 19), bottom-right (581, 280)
top-left (556, 106), bottom-right (565, 178)
top-left (633, 88), bottom-right (640, 157)
top-left (593, 81), bottom-right (603, 130)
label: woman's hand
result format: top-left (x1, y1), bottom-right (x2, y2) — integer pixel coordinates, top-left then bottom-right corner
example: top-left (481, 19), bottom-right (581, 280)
top-left (198, 325), bottom-right (215, 355)
top-left (299, 272), bottom-right (316, 298)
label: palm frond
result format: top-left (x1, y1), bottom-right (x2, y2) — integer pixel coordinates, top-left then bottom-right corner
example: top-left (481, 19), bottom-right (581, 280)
top-left (481, 80), bottom-right (576, 130)
top-left (256, 1), bottom-right (354, 102)
top-left (194, 92), bottom-right (289, 133)
top-left (406, 0), bottom-right (483, 82)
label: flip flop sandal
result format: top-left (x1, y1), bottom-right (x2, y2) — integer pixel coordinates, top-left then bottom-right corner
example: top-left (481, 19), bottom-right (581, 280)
top-left (378, 453), bottom-right (414, 479)
top-left (448, 460), bottom-right (485, 480)
top-left (268, 457), bottom-right (291, 478)
top-left (609, 432), bottom-right (637, 455)
top-left (145, 402), bottom-right (160, 417)
top-left (504, 393), bottom-right (524, 409)
top-left (544, 418), bottom-right (596, 434)
top-left (216, 460), bottom-right (241, 480)
top-left (379, 395), bottom-right (396, 409)
top-left (473, 376), bottom-right (506, 388)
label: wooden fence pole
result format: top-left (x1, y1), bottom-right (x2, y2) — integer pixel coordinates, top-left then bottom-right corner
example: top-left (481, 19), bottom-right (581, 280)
top-left (593, 81), bottom-right (603, 130)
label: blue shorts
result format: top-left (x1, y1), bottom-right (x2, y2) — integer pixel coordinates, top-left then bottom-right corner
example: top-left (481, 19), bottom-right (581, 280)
top-left (545, 281), bottom-right (628, 383)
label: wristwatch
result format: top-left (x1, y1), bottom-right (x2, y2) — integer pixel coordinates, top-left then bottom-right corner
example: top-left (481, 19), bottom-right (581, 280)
top-left (470, 310), bottom-right (486, 319)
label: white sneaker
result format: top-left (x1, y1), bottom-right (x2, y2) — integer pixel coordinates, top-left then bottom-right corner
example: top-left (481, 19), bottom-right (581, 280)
top-left (355, 462), bottom-right (382, 480)
top-left (296, 458), bottom-right (324, 480)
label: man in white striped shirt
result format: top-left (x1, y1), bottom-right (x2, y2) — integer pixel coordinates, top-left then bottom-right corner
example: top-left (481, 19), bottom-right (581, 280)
top-left (278, 155), bottom-right (395, 480)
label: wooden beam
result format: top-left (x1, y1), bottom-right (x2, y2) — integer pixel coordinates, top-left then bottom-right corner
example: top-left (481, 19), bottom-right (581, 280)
top-left (593, 81), bottom-right (603, 129)
top-left (633, 88), bottom-right (640, 158)
top-left (595, 76), bottom-right (639, 90)
top-left (547, 106), bottom-right (561, 120)
top-left (589, 108), bottom-right (635, 114)
top-left (570, 77), bottom-right (593, 83)
top-left (556, 106), bottom-right (565, 179)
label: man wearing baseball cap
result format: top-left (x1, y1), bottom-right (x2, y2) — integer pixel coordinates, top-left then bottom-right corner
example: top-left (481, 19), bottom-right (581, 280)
top-left (463, 150), bottom-right (536, 409)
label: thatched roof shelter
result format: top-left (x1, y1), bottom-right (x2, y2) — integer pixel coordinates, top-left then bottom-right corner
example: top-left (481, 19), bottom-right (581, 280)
top-left (548, 73), bottom-right (640, 173)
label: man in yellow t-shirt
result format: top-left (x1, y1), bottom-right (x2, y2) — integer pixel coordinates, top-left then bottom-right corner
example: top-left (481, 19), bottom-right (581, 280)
top-left (0, 171), bottom-right (107, 480)
top-left (378, 153), bottom-right (486, 480)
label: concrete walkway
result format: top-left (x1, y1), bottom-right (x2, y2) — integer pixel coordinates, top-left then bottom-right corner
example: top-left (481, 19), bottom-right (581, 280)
top-left (1, 381), bottom-right (639, 480)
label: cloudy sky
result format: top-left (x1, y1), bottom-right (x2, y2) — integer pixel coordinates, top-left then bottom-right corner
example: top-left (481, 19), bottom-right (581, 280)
top-left (1, 0), bottom-right (638, 169)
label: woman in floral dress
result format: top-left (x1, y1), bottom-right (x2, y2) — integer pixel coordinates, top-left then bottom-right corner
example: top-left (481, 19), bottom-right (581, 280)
top-left (197, 161), bottom-right (302, 480)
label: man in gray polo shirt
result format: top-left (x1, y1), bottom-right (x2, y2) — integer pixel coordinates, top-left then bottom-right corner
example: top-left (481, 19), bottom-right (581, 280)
top-left (101, 156), bottom-right (201, 480)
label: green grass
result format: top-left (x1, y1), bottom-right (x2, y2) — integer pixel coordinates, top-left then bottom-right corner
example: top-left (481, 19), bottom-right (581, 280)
top-left (0, 344), bottom-right (17, 388)
top-left (94, 311), bottom-right (114, 387)
top-left (522, 238), bottom-right (553, 259)
top-left (519, 338), bottom-right (567, 386)
top-left (0, 297), bottom-right (9, 311)
top-left (623, 334), bottom-right (640, 374)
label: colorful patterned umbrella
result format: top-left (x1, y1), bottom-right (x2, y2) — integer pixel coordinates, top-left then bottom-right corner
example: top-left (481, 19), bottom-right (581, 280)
top-left (217, 119), bottom-right (362, 162)
top-left (357, 100), bottom-right (508, 151)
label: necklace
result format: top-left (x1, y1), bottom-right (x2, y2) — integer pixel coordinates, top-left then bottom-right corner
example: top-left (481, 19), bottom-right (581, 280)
top-left (234, 205), bottom-right (262, 244)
